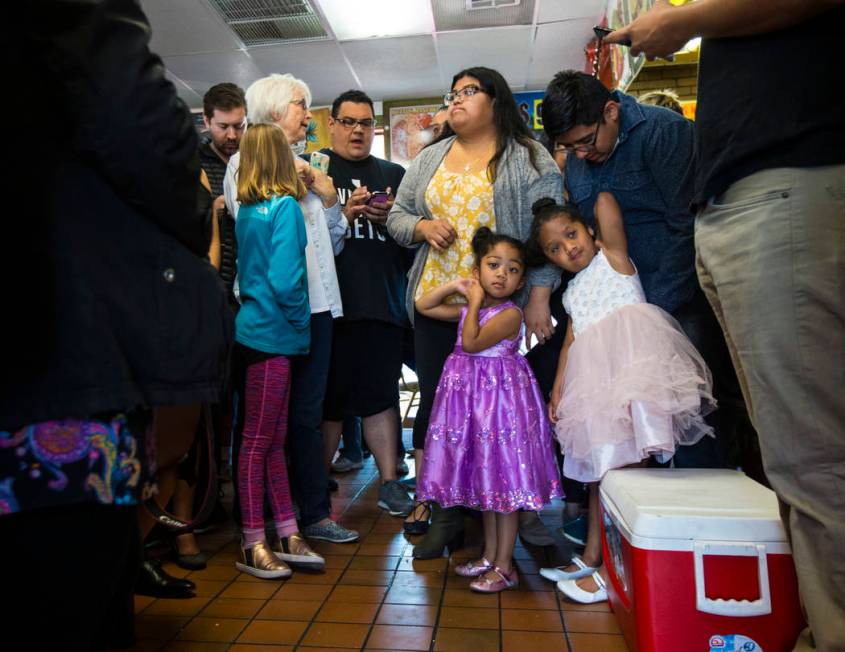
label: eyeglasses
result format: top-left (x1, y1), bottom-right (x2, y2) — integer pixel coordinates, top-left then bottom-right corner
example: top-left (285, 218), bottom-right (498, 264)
top-left (444, 85), bottom-right (485, 105)
top-left (289, 99), bottom-right (309, 110)
top-left (555, 121), bottom-right (602, 154)
top-left (334, 117), bottom-right (376, 129)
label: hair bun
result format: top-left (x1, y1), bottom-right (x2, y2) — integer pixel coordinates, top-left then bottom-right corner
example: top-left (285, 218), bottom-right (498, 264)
top-left (531, 197), bottom-right (557, 216)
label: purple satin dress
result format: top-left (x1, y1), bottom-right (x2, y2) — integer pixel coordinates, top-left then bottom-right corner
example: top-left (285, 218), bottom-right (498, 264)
top-left (417, 301), bottom-right (562, 513)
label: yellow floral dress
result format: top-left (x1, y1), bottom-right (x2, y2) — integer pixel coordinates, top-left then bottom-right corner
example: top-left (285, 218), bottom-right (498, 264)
top-left (415, 162), bottom-right (495, 304)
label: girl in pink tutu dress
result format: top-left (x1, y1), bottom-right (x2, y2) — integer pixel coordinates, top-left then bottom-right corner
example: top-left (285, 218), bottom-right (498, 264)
top-left (528, 193), bottom-right (715, 604)
top-left (415, 227), bottom-right (561, 594)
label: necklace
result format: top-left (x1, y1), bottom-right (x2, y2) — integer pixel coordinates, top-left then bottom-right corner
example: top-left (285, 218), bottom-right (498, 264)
top-left (463, 153), bottom-right (485, 172)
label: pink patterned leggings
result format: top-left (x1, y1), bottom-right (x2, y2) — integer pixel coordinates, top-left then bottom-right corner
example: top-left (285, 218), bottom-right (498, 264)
top-left (237, 355), bottom-right (297, 539)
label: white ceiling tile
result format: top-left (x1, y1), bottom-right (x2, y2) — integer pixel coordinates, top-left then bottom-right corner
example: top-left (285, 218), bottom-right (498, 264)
top-left (163, 50), bottom-right (265, 100)
top-left (537, 0), bottom-right (605, 23)
top-left (248, 41), bottom-right (359, 106)
top-left (165, 70), bottom-right (205, 109)
top-left (141, 0), bottom-right (242, 56)
top-left (341, 36), bottom-right (442, 100)
top-left (436, 27), bottom-right (532, 89)
top-left (528, 18), bottom-right (595, 87)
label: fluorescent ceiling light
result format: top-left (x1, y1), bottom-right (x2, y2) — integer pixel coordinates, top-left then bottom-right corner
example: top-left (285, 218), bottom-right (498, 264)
top-left (317, 0), bottom-right (435, 40)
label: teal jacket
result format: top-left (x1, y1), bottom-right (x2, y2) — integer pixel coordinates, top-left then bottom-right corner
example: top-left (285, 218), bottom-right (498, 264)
top-left (235, 195), bottom-right (310, 356)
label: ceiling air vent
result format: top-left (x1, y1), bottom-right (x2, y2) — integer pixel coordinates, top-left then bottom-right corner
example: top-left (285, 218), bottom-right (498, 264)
top-left (466, 0), bottom-right (521, 9)
top-left (207, 0), bottom-right (328, 46)
top-left (433, 0), bottom-right (533, 30)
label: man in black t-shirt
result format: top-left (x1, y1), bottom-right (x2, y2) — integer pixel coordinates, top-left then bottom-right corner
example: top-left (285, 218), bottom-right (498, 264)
top-left (320, 90), bottom-right (413, 518)
top-left (610, 3), bottom-right (845, 649)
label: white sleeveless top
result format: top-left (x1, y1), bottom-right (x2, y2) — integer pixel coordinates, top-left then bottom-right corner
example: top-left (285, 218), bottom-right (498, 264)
top-left (563, 249), bottom-right (647, 337)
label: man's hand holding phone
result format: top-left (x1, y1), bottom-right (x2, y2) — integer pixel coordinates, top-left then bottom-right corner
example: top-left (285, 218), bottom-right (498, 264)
top-left (362, 186), bottom-right (393, 225)
top-left (343, 186), bottom-right (371, 224)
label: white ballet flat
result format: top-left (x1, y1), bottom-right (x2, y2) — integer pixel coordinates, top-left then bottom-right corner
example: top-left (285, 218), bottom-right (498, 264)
top-left (556, 570), bottom-right (608, 604)
top-left (539, 555), bottom-right (598, 582)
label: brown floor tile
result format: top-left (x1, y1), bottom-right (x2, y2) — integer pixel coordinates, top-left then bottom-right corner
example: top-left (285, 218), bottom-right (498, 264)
top-left (437, 606), bottom-right (499, 630)
top-left (339, 569), bottom-right (395, 586)
top-left (444, 575), bottom-right (474, 590)
top-left (518, 573), bottom-right (555, 592)
top-left (396, 556), bottom-right (449, 572)
top-left (328, 585), bottom-right (388, 603)
top-left (441, 588), bottom-right (499, 608)
top-left (365, 624), bottom-right (434, 650)
top-left (126, 640), bottom-right (164, 652)
top-left (315, 601), bottom-right (379, 624)
top-left (348, 555), bottom-right (400, 570)
top-left (160, 643), bottom-right (229, 651)
top-left (322, 554), bottom-right (353, 570)
top-left (500, 590), bottom-right (558, 610)
top-left (392, 570), bottom-right (444, 588)
top-left (432, 627), bottom-right (499, 652)
top-left (192, 579), bottom-right (230, 598)
top-left (294, 648), bottom-right (358, 652)
top-left (286, 568), bottom-right (344, 585)
top-left (207, 551), bottom-right (239, 565)
top-left (376, 604), bottom-right (438, 627)
top-left (357, 542), bottom-right (409, 556)
top-left (143, 597), bottom-right (212, 618)
top-left (219, 581), bottom-right (281, 599)
top-left (384, 585), bottom-right (442, 605)
top-left (236, 619), bottom-right (308, 645)
top-left (300, 622), bottom-right (370, 648)
top-left (256, 599), bottom-right (322, 621)
top-left (361, 532), bottom-right (407, 544)
top-left (568, 633), bottom-right (630, 651)
top-left (187, 565), bottom-right (239, 581)
top-left (200, 597), bottom-right (266, 620)
top-left (135, 615), bottom-right (191, 641)
top-left (160, 562), bottom-right (192, 579)
top-left (274, 583), bottom-right (333, 601)
top-left (559, 599), bottom-right (612, 612)
top-left (228, 645), bottom-right (294, 652)
top-left (501, 630), bottom-right (568, 652)
top-left (310, 541), bottom-right (361, 556)
top-left (134, 595), bottom-right (156, 614)
top-left (564, 611), bottom-right (622, 634)
top-left (175, 617), bottom-right (247, 643)
top-left (501, 608), bottom-right (564, 632)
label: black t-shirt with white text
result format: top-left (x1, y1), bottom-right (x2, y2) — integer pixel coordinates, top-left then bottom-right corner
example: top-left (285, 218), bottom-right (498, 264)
top-left (321, 149), bottom-right (408, 326)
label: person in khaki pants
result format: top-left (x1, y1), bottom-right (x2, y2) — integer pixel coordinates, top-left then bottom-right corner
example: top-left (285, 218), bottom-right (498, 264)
top-left (609, 1), bottom-right (845, 650)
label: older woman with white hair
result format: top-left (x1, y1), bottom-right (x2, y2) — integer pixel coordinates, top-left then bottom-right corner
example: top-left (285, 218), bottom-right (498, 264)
top-left (224, 74), bottom-right (360, 558)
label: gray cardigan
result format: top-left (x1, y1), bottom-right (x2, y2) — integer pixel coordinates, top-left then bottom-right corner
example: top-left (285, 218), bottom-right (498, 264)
top-left (387, 135), bottom-right (564, 322)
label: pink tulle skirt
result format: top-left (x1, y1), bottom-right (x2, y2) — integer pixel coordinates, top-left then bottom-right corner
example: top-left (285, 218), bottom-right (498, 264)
top-left (555, 303), bottom-right (716, 483)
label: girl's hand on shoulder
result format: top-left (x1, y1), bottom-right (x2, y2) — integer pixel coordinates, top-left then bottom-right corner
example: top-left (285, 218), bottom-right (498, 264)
top-left (466, 279), bottom-right (485, 306)
top-left (452, 278), bottom-right (473, 297)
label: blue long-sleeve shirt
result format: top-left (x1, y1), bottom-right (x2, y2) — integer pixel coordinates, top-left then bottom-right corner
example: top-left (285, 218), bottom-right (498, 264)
top-left (235, 195), bottom-right (310, 356)
top-left (564, 91), bottom-right (697, 315)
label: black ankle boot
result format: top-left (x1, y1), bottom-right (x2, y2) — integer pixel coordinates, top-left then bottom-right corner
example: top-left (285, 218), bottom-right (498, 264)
top-left (135, 558), bottom-right (196, 598)
top-left (412, 505), bottom-right (464, 559)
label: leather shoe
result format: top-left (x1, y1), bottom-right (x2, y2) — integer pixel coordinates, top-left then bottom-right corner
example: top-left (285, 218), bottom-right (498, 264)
top-left (135, 558), bottom-right (196, 598)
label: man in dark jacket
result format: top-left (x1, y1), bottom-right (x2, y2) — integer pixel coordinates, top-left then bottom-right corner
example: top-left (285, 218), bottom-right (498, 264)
top-left (1, 1), bottom-right (230, 647)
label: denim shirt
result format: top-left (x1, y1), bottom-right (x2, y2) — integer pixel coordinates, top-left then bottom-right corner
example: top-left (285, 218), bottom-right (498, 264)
top-left (564, 91), bottom-right (697, 315)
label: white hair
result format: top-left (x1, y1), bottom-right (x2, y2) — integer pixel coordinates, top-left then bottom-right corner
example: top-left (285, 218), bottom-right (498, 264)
top-left (245, 73), bottom-right (312, 125)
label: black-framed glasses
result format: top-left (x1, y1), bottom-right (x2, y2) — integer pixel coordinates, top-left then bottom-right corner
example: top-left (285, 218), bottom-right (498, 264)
top-left (555, 121), bottom-right (602, 154)
top-left (334, 117), bottom-right (376, 129)
top-left (444, 85), bottom-right (484, 105)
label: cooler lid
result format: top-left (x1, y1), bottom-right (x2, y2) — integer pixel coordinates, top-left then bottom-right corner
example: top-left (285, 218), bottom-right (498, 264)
top-left (600, 469), bottom-right (788, 548)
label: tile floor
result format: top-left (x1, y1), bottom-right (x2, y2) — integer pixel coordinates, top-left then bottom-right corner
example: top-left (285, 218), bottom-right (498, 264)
top-left (131, 455), bottom-right (628, 652)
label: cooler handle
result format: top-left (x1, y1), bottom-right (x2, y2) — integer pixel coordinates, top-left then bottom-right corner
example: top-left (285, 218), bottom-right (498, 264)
top-left (693, 542), bottom-right (772, 617)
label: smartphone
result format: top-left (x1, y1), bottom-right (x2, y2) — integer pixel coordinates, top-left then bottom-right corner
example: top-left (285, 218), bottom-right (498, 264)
top-left (367, 191), bottom-right (389, 207)
top-left (309, 151), bottom-right (330, 175)
top-left (593, 25), bottom-right (632, 46)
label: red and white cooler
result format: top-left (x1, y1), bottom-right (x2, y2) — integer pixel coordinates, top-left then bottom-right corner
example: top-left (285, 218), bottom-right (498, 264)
top-left (599, 469), bottom-right (805, 652)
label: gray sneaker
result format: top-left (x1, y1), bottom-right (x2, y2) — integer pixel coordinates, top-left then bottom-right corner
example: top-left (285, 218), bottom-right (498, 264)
top-left (378, 480), bottom-right (414, 516)
top-left (331, 455), bottom-right (364, 473)
top-left (302, 520), bottom-right (359, 543)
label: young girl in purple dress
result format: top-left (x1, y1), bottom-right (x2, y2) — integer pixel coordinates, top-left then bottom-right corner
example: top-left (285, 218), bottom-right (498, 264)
top-left (415, 227), bottom-right (561, 593)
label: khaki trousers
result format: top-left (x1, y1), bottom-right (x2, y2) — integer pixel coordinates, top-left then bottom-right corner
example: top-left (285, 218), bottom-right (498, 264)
top-left (695, 165), bottom-right (845, 652)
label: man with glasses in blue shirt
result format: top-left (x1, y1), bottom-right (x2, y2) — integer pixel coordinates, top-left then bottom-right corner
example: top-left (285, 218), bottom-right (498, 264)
top-left (542, 70), bottom-right (734, 472)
